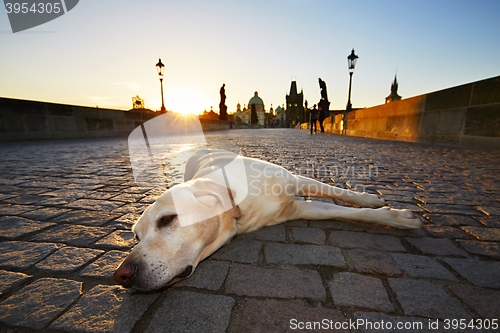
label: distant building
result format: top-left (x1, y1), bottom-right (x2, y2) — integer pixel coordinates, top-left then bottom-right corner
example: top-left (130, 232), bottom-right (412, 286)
top-left (233, 103), bottom-right (251, 125)
top-left (248, 91), bottom-right (266, 126)
top-left (200, 107), bottom-right (219, 120)
top-left (286, 81), bottom-right (304, 126)
top-left (385, 75), bottom-right (402, 103)
top-left (274, 104), bottom-right (286, 127)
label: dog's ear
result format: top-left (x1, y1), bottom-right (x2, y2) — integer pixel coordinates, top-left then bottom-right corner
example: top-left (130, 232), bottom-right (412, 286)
top-left (192, 178), bottom-right (241, 218)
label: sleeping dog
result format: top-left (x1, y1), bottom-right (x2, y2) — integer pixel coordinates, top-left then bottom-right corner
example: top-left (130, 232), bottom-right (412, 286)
top-left (113, 149), bottom-right (422, 292)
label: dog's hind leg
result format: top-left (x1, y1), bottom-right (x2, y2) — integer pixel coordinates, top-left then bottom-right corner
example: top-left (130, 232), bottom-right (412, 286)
top-left (280, 200), bottom-right (422, 229)
top-left (295, 175), bottom-right (385, 208)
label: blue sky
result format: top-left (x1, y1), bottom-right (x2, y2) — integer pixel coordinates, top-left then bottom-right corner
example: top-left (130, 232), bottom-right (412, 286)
top-left (1, 0), bottom-right (499, 114)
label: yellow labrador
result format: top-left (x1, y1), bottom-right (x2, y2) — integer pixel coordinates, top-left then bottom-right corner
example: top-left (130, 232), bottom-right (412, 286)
top-left (113, 149), bottom-right (421, 292)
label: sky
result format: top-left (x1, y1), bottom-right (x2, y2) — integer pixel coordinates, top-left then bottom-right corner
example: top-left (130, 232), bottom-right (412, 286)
top-left (1, 0), bottom-right (500, 115)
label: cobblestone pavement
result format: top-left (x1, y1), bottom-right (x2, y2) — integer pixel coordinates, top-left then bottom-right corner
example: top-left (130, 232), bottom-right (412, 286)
top-left (1, 129), bottom-right (499, 333)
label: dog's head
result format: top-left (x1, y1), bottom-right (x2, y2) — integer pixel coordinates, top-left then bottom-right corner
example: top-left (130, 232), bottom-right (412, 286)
top-left (112, 178), bottom-right (240, 292)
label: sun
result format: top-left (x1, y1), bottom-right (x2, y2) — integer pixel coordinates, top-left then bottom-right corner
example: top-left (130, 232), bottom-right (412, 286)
top-left (164, 87), bottom-right (210, 115)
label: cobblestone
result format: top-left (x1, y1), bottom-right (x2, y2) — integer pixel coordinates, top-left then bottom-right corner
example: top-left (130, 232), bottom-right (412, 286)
top-left (391, 253), bottom-right (459, 281)
top-left (0, 278), bottom-right (82, 329)
top-left (291, 226), bottom-right (326, 244)
top-left (329, 272), bottom-right (394, 312)
top-left (344, 249), bottom-right (403, 276)
top-left (35, 246), bottom-right (104, 272)
top-left (265, 243), bottom-right (346, 267)
top-left (406, 237), bottom-right (468, 257)
top-left (210, 237), bottom-right (262, 263)
top-left (329, 231), bottom-right (407, 252)
top-left (388, 278), bottom-right (472, 319)
top-left (0, 129), bottom-right (499, 332)
top-left (225, 263), bottom-right (326, 300)
top-left (51, 284), bottom-right (157, 333)
top-left (144, 290), bottom-right (234, 333)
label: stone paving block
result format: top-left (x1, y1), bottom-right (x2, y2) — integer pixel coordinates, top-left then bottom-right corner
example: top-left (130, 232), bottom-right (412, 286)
top-left (426, 214), bottom-right (481, 226)
top-left (236, 299), bottom-right (348, 333)
top-left (353, 312), bottom-right (435, 333)
top-left (328, 272), bottom-right (394, 312)
top-left (0, 216), bottom-right (55, 238)
top-left (282, 218), bottom-right (309, 227)
top-left (419, 203), bottom-right (482, 215)
top-left (111, 202), bottom-right (147, 214)
top-left (310, 219), bottom-right (365, 231)
top-left (0, 241), bottom-right (60, 269)
top-left (95, 230), bottom-right (137, 249)
top-left (391, 253), bottom-right (458, 281)
top-left (329, 231), bottom-right (406, 252)
top-left (240, 225), bottom-right (286, 242)
top-left (144, 290), bottom-right (234, 333)
top-left (225, 263), bottom-right (326, 300)
top-left (51, 210), bottom-right (122, 226)
top-left (0, 270), bottom-right (31, 296)
top-left (3, 195), bottom-right (43, 205)
top-left (175, 259), bottom-right (230, 290)
top-left (292, 226), bottom-right (326, 244)
top-left (20, 207), bottom-right (71, 221)
top-left (0, 204), bottom-right (35, 216)
top-left (84, 191), bottom-right (119, 200)
top-left (65, 198), bottom-right (125, 211)
top-left (442, 258), bottom-right (500, 288)
top-left (457, 239), bottom-right (500, 259)
top-left (363, 224), bottom-right (426, 237)
top-left (264, 242), bottom-right (346, 267)
top-left (210, 238), bottom-right (262, 263)
top-left (37, 196), bottom-right (74, 206)
top-left (388, 278), bottom-right (471, 319)
top-left (478, 205), bottom-right (500, 215)
top-left (80, 250), bottom-right (128, 278)
top-left (461, 226), bottom-right (500, 241)
top-left (345, 249), bottom-right (402, 276)
top-left (424, 225), bottom-right (473, 239)
top-left (476, 216), bottom-right (500, 228)
top-left (0, 193), bottom-right (17, 201)
top-left (40, 189), bottom-right (90, 200)
top-left (0, 278), bottom-right (82, 330)
top-left (51, 284), bottom-right (157, 333)
top-left (35, 246), bottom-right (104, 272)
top-left (109, 193), bottom-right (145, 202)
top-left (30, 224), bottom-right (112, 246)
top-left (447, 285), bottom-right (500, 319)
top-left (109, 212), bottom-right (141, 229)
top-left (406, 237), bottom-right (467, 257)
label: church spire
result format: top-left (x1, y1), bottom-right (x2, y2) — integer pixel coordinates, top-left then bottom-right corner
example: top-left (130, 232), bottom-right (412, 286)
top-left (385, 73), bottom-right (402, 103)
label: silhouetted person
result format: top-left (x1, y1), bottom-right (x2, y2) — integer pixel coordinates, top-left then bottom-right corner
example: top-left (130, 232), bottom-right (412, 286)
top-left (318, 105), bottom-right (327, 132)
top-left (310, 104), bottom-right (319, 134)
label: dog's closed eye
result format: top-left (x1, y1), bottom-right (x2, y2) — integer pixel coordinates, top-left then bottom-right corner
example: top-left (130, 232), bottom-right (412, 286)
top-left (157, 215), bottom-right (177, 229)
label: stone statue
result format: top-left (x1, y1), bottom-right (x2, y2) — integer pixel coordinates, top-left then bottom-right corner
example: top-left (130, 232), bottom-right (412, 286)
top-left (219, 83), bottom-right (228, 120)
top-left (319, 78), bottom-right (328, 101)
top-left (318, 78), bottom-right (330, 133)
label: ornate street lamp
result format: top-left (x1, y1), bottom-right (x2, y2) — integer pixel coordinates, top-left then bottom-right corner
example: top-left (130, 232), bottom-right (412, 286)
top-left (343, 48), bottom-right (358, 135)
top-left (156, 58), bottom-right (166, 112)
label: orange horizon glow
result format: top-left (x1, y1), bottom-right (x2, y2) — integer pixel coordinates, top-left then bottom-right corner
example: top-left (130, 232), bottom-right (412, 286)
top-left (162, 87), bottom-right (211, 116)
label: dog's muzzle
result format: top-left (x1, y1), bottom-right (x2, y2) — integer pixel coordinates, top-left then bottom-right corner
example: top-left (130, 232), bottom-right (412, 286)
top-left (113, 261), bottom-right (139, 288)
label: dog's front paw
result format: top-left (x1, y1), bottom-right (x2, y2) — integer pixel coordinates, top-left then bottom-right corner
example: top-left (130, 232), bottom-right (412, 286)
top-left (379, 207), bottom-right (423, 229)
top-left (360, 193), bottom-right (386, 208)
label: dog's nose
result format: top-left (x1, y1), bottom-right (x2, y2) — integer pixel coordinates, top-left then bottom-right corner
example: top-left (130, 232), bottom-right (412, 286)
top-left (113, 261), bottom-right (138, 288)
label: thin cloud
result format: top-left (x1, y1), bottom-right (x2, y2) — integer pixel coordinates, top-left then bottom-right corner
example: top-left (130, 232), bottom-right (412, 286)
top-left (113, 81), bottom-right (140, 90)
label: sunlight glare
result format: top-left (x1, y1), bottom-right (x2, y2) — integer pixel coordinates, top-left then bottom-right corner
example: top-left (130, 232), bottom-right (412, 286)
top-left (164, 87), bottom-right (210, 115)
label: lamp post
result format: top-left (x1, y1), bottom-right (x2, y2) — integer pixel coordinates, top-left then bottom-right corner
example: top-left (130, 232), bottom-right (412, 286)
top-left (155, 58), bottom-right (166, 112)
top-left (343, 48), bottom-right (358, 135)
